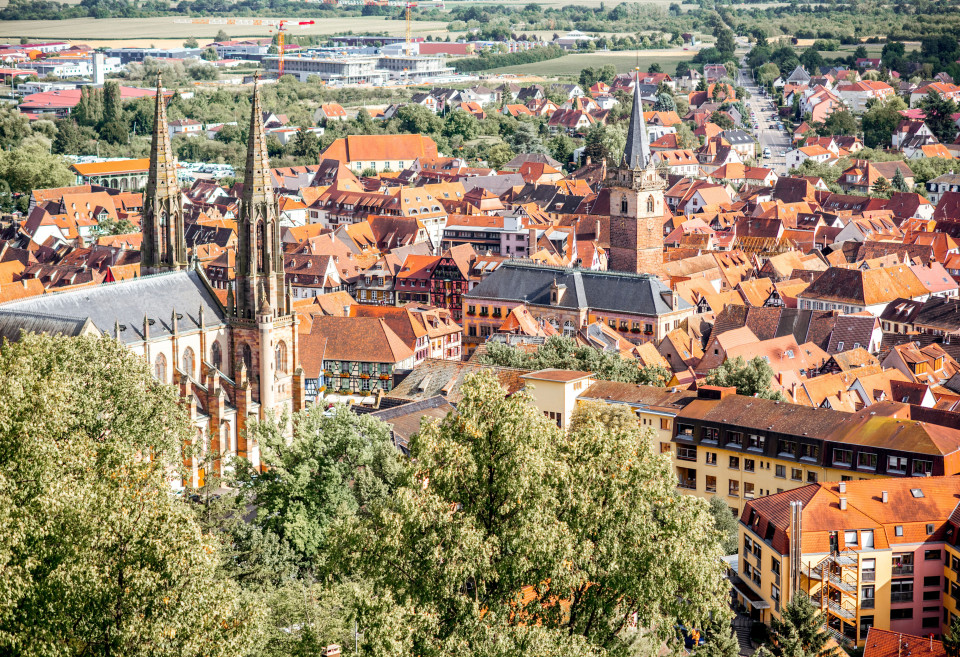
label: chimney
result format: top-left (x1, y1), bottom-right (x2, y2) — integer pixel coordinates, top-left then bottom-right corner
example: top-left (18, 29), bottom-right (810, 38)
top-left (882, 490), bottom-right (888, 503)
top-left (838, 481), bottom-right (846, 494)
top-left (839, 497), bottom-right (847, 510)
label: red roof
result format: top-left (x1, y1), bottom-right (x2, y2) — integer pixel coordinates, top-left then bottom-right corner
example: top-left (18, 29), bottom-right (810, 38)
top-left (19, 86), bottom-right (157, 111)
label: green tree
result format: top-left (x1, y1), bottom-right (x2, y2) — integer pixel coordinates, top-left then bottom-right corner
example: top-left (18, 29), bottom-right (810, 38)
top-left (715, 27), bottom-right (736, 57)
top-left (919, 90), bottom-right (960, 143)
top-left (72, 85), bottom-right (103, 128)
top-left (708, 496), bottom-right (739, 555)
top-left (396, 103), bottom-right (443, 136)
top-left (861, 96), bottom-right (907, 148)
top-left (52, 118), bottom-right (84, 154)
top-left (291, 127), bottom-right (320, 159)
top-left (765, 593), bottom-right (838, 657)
top-left (202, 47), bottom-right (218, 61)
top-left (648, 62), bottom-right (663, 74)
top-left (215, 29), bottom-right (229, 42)
top-left (823, 108), bottom-right (857, 136)
top-left (0, 105), bottom-right (31, 149)
top-left (710, 110), bottom-right (735, 130)
top-left (239, 404), bottom-right (404, 564)
top-left (757, 62), bottom-right (780, 86)
top-left (892, 167), bottom-right (909, 192)
top-left (699, 616), bottom-right (741, 657)
top-left (872, 175), bottom-right (891, 196)
top-left (484, 142), bottom-right (515, 169)
top-left (93, 215), bottom-right (136, 235)
top-left (507, 120), bottom-right (547, 154)
top-left (184, 36), bottom-right (199, 48)
top-left (944, 614), bottom-right (960, 657)
top-left (0, 333), bottom-right (263, 657)
top-left (547, 132), bottom-right (575, 167)
top-left (705, 355), bottom-right (785, 400)
top-left (480, 335), bottom-right (670, 385)
top-left (442, 108), bottom-right (480, 141)
top-left (329, 374), bottom-right (730, 655)
top-left (0, 136), bottom-right (73, 194)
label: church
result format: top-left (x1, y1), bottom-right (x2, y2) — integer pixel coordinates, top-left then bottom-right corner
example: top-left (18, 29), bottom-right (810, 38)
top-left (606, 70), bottom-right (667, 277)
top-left (0, 74), bottom-right (304, 489)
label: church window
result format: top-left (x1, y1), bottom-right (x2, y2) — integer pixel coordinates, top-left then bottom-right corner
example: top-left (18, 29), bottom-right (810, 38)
top-left (241, 343), bottom-right (253, 373)
top-left (256, 220), bottom-right (265, 273)
top-left (182, 347), bottom-right (195, 379)
top-left (211, 342), bottom-right (222, 370)
top-left (620, 196), bottom-right (628, 214)
top-left (646, 196), bottom-right (655, 214)
top-left (275, 341), bottom-right (288, 374)
top-left (154, 353), bottom-right (167, 383)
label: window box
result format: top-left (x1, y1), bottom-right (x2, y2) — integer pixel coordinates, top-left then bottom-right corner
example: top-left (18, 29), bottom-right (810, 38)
top-left (360, 374), bottom-right (370, 379)
top-left (379, 374), bottom-right (390, 380)
top-left (631, 327), bottom-right (641, 333)
top-left (340, 373), bottom-right (350, 378)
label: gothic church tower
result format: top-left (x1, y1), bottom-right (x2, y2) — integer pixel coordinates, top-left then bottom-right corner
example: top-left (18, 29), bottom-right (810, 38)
top-left (228, 76), bottom-right (303, 431)
top-left (142, 72), bottom-right (188, 275)
top-left (607, 72), bottom-right (666, 276)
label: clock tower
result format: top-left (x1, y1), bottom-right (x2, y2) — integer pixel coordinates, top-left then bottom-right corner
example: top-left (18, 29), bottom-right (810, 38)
top-left (607, 72), bottom-right (666, 276)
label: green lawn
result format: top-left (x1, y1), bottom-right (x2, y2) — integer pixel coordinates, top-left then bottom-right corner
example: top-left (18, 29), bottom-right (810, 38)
top-left (486, 49), bottom-right (697, 78)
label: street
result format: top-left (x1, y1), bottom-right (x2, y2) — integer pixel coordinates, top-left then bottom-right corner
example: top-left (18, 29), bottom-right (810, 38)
top-left (738, 67), bottom-right (792, 176)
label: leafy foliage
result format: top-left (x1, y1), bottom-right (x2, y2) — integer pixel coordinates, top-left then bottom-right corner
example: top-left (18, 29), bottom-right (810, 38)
top-left (765, 593), bottom-right (839, 657)
top-left (705, 355), bottom-right (785, 400)
top-left (238, 404), bottom-right (405, 565)
top-left (327, 373), bottom-right (730, 656)
top-left (708, 496), bottom-right (739, 555)
top-left (0, 334), bottom-right (262, 657)
top-left (479, 335), bottom-right (670, 385)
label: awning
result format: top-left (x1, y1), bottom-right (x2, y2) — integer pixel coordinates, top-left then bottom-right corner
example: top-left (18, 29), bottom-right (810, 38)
top-left (729, 574), bottom-right (771, 610)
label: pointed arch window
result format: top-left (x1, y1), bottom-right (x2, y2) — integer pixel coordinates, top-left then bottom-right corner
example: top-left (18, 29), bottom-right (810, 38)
top-left (211, 341), bottom-right (222, 371)
top-left (154, 353), bottom-right (167, 383)
top-left (275, 341), bottom-right (288, 374)
top-left (241, 343), bottom-right (253, 374)
top-left (182, 346), bottom-right (195, 379)
top-left (256, 220), bottom-right (265, 273)
top-left (620, 196), bottom-right (628, 214)
top-left (646, 196), bottom-right (655, 214)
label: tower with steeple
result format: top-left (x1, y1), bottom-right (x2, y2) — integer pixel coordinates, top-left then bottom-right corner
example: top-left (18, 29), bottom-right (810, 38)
top-left (142, 72), bottom-right (187, 275)
top-left (606, 71), bottom-right (666, 276)
top-left (228, 76), bottom-right (303, 434)
top-left (234, 76), bottom-right (286, 321)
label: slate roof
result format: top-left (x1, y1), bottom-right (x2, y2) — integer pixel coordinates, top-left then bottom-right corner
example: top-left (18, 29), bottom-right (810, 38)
top-left (0, 310), bottom-right (98, 343)
top-left (368, 395), bottom-right (456, 454)
top-left (386, 358), bottom-right (529, 403)
top-left (912, 297), bottom-right (960, 333)
top-left (0, 270), bottom-right (226, 344)
top-left (466, 262), bottom-right (691, 316)
top-left (826, 315), bottom-right (878, 354)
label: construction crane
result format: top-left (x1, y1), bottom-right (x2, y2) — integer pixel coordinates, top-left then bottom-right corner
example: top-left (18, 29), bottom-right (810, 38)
top-left (172, 17), bottom-right (314, 77)
top-left (405, 2), bottom-right (414, 44)
top-left (273, 20), bottom-right (316, 77)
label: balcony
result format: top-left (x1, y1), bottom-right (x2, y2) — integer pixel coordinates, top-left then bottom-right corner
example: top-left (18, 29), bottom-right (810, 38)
top-left (678, 478), bottom-right (696, 490)
top-left (891, 592), bottom-right (914, 604)
top-left (861, 571), bottom-right (876, 583)
top-left (892, 565), bottom-right (914, 576)
top-left (861, 599), bottom-right (875, 609)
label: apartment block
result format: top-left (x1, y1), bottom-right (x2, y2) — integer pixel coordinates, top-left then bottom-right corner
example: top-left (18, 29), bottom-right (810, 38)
top-left (736, 477), bottom-right (960, 646)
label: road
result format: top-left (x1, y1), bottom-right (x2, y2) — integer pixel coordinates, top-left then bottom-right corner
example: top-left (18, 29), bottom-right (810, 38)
top-left (738, 67), bottom-right (792, 175)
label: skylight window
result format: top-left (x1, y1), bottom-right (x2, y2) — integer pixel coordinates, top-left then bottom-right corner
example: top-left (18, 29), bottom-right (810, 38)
top-left (911, 488), bottom-right (924, 498)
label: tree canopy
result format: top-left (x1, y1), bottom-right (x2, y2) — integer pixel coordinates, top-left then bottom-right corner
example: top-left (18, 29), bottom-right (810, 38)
top-left (326, 373), bottom-right (731, 656)
top-left (0, 333), bottom-right (261, 657)
top-left (705, 355), bottom-right (785, 400)
top-left (479, 335), bottom-right (670, 385)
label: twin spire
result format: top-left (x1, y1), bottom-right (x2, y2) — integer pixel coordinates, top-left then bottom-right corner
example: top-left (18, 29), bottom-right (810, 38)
top-left (622, 70), bottom-right (652, 170)
top-left (243, 73), bottom-right (274, 205)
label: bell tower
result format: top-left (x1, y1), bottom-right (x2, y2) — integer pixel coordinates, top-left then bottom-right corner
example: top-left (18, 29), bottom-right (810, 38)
top-left (234, 75), bottom-right (286, 321)
top-left (228, 75), bottom-right (303, 447)
top-left (607, 71), bottom-right (666, 276)
top-left (142, 72), bottom-right (187, 275)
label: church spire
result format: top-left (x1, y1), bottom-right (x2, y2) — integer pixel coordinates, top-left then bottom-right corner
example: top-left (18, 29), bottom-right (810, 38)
top-left (142, 72), bottom-right (187, 275)
top-left (622, 70), bottom-right (651, 170)
top-left (234, 74), bottom-right (285, 321)
top-left (243, 74), bottom-right (274, 206)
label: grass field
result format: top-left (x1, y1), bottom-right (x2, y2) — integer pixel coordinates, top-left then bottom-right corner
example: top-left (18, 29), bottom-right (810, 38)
top-left (0, 16), bottom-right (452, 42)
top-left (486, 49), bottom-right (698, 78)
